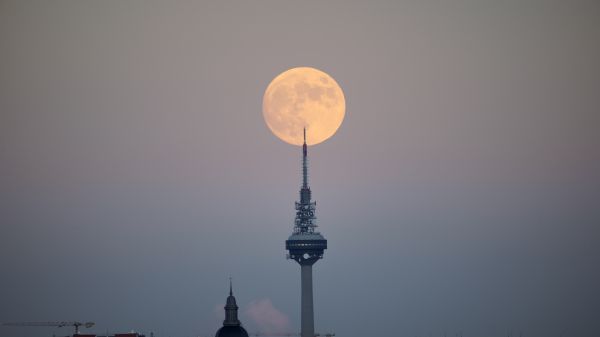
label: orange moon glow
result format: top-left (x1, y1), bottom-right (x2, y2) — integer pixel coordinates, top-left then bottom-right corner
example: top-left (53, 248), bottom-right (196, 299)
top-left (263, 67), bottom-right (345, 146)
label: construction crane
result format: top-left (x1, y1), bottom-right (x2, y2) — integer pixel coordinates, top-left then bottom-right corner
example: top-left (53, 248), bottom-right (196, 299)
top-left (1, 321), bottom-right (95, 334)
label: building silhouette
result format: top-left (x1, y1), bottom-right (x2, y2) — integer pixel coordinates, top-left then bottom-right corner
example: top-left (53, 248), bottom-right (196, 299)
top-left (285, 129), bottom-right (327, 337)
top-left (214, 280), bottom-right (249, 337)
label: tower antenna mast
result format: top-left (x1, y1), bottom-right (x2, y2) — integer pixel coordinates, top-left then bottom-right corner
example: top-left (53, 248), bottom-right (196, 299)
top-left (286, 127), bottom-right (327, 337)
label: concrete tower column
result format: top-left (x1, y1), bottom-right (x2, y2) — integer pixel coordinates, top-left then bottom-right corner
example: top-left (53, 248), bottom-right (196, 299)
top-left (301, 264), bottom-right (314, 337)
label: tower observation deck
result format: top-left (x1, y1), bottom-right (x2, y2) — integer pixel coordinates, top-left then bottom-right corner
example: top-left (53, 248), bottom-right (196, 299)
top-left (285, 128), bottom-right (327, 337)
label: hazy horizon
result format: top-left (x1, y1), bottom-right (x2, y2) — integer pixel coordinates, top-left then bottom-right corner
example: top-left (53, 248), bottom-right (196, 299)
top-left (1, 1), bottom-right (599, 337)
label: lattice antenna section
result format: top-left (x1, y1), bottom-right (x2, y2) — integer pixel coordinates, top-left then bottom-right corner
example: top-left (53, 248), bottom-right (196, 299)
top-left (294, 128), bottom-right (318, 234)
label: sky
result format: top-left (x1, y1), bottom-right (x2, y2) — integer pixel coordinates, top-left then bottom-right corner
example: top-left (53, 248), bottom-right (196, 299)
top-left (1, 1), bottom-right (599, 337)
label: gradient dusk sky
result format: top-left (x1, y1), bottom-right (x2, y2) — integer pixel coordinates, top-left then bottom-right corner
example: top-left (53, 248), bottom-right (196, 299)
top-left (1, 1), bottom-right (599, 337)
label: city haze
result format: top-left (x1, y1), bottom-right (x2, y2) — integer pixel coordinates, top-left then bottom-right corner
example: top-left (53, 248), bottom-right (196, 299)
top-left (1, 1), bottom-right (599, 337)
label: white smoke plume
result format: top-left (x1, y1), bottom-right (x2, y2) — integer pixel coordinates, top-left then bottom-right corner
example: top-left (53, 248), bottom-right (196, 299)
top-left (244, 298), bottom-right (291, 333)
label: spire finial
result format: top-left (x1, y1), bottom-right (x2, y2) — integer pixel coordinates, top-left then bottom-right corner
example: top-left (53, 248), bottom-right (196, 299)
top-left (302, 128), bottom-right (308, 188)
top-left (223, 276), bottom-right (240, 326)
top-left (303, 127), bottom-right (306, 145)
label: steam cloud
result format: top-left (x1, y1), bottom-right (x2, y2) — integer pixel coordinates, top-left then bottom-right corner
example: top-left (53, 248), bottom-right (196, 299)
top-left (244, 298), bottom-right (290, 333)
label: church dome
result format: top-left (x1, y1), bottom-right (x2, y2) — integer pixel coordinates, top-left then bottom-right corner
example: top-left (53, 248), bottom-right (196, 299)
top-left (215, 325), bottom-right (249, 337)
top-left (215, 279), bottom-right (248, 337)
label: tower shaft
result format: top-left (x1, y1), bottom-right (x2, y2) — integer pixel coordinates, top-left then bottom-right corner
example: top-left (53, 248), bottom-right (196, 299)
top-left (301, 264), bottom-right (314, 337)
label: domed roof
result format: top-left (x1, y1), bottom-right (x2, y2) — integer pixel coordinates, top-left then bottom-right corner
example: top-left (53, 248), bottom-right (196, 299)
top-left (215, 325), bottom-right (249, 337)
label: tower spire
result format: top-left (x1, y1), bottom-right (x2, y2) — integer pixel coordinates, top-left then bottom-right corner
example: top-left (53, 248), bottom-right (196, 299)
top-left (223, 279), bottom-right (240, 326)
top-left (294, 127), bottom-right (316, 234)
top-left (304, 127), bottom-right (306, 144)
top-left (286, 127), bottom-right (327, 337)
top-left (302, 127), bottom-right (308, 188)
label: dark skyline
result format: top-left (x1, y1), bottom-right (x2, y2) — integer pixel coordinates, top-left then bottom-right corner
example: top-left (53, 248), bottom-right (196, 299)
top-left (1, 1), bottom-right (599, 337)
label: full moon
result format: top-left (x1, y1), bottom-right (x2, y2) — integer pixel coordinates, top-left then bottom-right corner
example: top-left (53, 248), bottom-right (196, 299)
top-left (263, 67), bottom-right (345, 146)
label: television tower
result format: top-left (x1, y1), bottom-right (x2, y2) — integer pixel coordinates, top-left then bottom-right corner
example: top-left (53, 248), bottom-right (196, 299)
top-left (285, 128), bottom-right (327, 337)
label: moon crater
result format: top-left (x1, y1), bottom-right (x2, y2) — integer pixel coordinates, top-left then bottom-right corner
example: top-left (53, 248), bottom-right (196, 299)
top-left (263, 67), bottom-right (345, 146)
